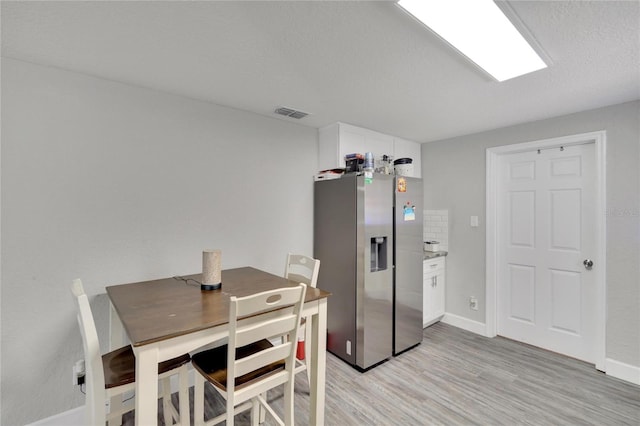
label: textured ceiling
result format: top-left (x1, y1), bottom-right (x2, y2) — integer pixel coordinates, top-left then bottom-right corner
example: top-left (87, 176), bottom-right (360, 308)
top-left (2, 0), bottom-right (639, 142)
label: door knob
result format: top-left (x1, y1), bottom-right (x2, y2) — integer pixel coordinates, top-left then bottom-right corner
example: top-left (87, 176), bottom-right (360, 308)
top-left (583, 259), bottom-right (594, 270)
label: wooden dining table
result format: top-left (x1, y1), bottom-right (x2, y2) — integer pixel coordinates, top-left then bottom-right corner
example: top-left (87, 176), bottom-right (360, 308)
top-left (106, 266), bottom-right (330, 426)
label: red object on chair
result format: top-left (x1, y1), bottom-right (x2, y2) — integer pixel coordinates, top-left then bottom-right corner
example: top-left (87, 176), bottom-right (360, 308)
top-left (296, 336), bottom-right (305, 360)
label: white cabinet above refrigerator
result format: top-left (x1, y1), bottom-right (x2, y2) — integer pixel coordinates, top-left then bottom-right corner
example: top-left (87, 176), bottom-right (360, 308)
top-left (318, 122), bottom-right (422, 178)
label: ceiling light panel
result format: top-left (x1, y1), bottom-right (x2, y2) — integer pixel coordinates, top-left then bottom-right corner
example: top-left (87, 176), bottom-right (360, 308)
top-left (397, 0), bottom-right (547, 81)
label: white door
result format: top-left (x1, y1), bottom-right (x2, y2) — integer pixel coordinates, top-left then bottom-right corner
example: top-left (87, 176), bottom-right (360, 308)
top-left (497, 143), bottom-right (596, 363)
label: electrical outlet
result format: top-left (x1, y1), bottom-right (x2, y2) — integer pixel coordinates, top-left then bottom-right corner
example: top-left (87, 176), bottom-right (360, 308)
top-left (73, 359), bottom-right (86, 386)
top-left (469, 297), bottom-right (479, 311)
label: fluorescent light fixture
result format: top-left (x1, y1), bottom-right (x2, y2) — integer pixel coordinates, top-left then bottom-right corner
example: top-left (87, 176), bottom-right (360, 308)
top-left (397, 0), bottom-right (547, 81)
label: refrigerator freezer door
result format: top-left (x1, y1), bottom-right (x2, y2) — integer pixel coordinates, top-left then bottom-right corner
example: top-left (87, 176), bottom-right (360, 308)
top-left (357, 175), bottom-right (394, 369)
top-left (394, 176), bottom-right (424, 354)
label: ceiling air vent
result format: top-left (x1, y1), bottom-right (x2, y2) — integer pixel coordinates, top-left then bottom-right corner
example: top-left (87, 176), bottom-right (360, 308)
top-left (274, 106), bottom-right (309, 119)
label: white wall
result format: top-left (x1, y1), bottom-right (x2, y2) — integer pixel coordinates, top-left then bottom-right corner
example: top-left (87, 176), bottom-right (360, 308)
top-left (1, 58), bottom-right (318, 425)
top-left (422, 100), bottom-right (640, 368)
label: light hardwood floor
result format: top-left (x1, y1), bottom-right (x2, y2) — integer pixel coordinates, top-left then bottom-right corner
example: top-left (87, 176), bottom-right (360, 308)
top-left (125, 322), bottom-right (640, 425)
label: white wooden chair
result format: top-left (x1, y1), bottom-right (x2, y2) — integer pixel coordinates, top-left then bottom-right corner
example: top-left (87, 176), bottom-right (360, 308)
top-left (71, 279), bottom-right (191, 426)
top-left (191, 283), bottom-right (307, 426)
top-left (284, 253), bottom-right (320, 383)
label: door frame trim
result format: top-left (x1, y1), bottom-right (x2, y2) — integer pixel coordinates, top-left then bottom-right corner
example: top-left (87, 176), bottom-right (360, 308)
top-left (485, 131), bottom-right (607, 371)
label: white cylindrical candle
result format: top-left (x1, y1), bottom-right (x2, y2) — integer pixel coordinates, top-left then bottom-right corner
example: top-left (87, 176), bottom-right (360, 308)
top-left (202, 249), bottom-right (222, 286)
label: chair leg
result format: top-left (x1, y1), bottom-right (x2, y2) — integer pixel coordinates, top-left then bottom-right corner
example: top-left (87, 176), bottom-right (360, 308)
top-left (107, 394), bottom-right (123, 426)
top-left (161, 377), bottom-right (173, 425)
top-left (284, 378), bottom-right (295, 426)
top-left (259, 392), bottom-right (267, 423)
top-left (178, 365), bottom-right (190, 426)
top-left (226, 396), bottom-right (235, 426)
top-left (194, 374), bottom-right (205, 426)
top-left (250, 397), bottom-right (259, 426)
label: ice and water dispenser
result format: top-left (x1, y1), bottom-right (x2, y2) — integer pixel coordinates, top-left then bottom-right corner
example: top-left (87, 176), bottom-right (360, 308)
top-left (370, 236), bottom-right (388, 272)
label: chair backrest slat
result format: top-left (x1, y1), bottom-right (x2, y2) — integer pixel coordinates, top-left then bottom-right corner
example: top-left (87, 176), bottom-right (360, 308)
top-left (234, 343), bottom-right (293, 378)
top-left (235, 314), bottom-right (298, 348)
top-left (285, 253), bottom-right (320, 288)
top-left (234, 286), bottom-right (304, 317)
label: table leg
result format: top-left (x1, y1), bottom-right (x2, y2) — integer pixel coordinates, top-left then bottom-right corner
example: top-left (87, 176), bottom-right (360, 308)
top-left (305, 320), bottom-right (312, 385)
top-left (134, 346), bottom-right (159, 426)
top-left (309, 299), bottom-right (327, 425)
top-left (108, 302), bottom-right (125, 423)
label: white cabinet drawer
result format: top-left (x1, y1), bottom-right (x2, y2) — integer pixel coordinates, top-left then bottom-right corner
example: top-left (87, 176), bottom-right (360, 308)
top-left (423, 257), bottom-right (445, 274)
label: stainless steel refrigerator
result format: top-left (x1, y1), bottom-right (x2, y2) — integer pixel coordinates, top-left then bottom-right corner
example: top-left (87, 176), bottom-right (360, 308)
top-left (314, 173), bottom-right (423, 370)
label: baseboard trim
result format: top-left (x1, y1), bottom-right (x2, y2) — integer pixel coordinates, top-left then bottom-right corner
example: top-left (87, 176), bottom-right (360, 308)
top-left (441, 313), bottom-right (488, 336)
top-left (605, 358), bottom-right (640, 385)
